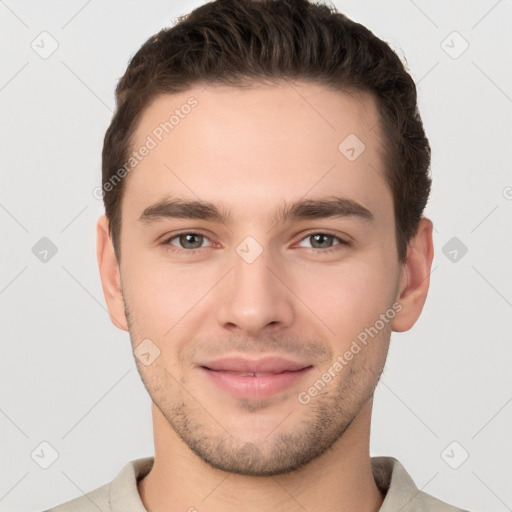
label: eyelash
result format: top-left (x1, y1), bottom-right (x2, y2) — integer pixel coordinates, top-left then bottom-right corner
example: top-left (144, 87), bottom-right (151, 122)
top-left (161, 231), bottom-right (351, 256)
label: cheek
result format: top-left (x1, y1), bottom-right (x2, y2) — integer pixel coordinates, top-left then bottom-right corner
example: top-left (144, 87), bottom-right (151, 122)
top-left (121, 255), bottom-right (216, 333)
top-left (295, 260), bottom-right (395, 339)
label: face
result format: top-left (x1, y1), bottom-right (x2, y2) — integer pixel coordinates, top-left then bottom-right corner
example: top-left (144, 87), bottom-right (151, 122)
top-left (104, 82), bottom-right (411, 476)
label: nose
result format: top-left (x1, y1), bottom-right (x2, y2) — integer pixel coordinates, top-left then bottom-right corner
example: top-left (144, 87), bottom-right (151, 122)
top-left (214, 244), bottom-right (295, 337)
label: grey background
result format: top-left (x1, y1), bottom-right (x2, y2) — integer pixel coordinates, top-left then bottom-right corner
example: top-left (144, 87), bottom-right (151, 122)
top-left (1, 1), bottom-right (511, 511)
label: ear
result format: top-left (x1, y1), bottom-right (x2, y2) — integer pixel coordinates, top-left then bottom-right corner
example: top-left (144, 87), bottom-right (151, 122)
top-left (392, 217), bottom-right (434, 332)
top-left (96, 215), bottom-right (129, 331)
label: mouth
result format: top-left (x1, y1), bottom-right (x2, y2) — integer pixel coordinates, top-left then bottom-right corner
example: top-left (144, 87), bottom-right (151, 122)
top-left (207, 366), bottom-right (297, 377)
top-left (200, 355), bottom-right (311, 374)
top-left (202, 368), bottom-right (309, 377)
top-left (198, 357), bottom-right (313, 399)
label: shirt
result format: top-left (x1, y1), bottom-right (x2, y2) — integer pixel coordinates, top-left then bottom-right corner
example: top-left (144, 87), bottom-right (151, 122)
top-left (44, 456), bottom-right (470, 512)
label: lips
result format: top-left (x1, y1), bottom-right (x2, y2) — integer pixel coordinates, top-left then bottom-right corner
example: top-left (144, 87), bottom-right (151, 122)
top-left (219, 371), bottom-right (284, 377)
top-left (200, 356), bottom-right (310, 374)
top-left (198, 356), bottom-right (313, 399)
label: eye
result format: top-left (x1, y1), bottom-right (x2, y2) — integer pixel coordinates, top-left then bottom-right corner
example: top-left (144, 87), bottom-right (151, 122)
top-left (160, 230), bottom-right (351, 256)
top-left (162, 232), bottom-right (213, 254)
top-left (296, 232), bottom-right (351, 253)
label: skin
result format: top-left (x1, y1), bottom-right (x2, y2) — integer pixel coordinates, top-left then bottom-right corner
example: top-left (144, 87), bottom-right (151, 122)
top-left (97, 81), bottom-right (434, 512)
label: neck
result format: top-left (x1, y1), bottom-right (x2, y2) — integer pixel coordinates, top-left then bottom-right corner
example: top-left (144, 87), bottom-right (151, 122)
top-left (138, 399), bottom-right (384, 512)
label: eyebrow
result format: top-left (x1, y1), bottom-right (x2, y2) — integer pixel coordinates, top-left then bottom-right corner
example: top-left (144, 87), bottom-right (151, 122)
top-left (138, 195), bottom-right (374, 226)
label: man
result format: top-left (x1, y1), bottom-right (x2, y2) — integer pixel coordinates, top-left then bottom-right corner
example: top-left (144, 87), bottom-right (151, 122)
top-left (46, 0), bottom-right (470, 510)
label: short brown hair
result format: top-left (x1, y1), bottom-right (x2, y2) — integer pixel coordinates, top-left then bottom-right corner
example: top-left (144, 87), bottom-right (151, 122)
top-left (102, 0), bottom-right (431, 265)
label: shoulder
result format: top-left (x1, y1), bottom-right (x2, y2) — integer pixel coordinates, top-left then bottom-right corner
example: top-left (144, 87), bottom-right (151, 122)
top-left (43, 482), bottom-right (111, 512)
top-left (406, 489), bottom-right (472, 512)
top-left (371, 456), bottom-right (472, 512)
top-left (42, 456), bottom-right (154, 512)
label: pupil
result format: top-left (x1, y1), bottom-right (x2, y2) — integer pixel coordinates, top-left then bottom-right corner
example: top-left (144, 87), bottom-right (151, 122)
top-left (182, 234), bottom-right (201, 248)
top-left (313, 234), bottom-right (330, 248)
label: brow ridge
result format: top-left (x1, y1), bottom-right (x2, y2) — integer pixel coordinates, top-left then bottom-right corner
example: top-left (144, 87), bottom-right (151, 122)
top-left (138, 195), bottom-right (374, 226)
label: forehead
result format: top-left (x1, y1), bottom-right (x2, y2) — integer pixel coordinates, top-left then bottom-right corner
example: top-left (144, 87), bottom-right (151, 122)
top-left (122, 81), bottom-right (391, 227)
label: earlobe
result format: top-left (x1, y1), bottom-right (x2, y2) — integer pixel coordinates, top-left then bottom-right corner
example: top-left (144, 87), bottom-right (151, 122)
top-left (96, 215), bottom-right (129, 331)
top-left (391, 217), bottom-right (435, 333)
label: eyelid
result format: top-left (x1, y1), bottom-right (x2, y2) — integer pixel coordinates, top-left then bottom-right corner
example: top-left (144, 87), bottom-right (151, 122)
top-left (293, 233), bottom-right (351, 254)
top-left (163, 230), bottom-right (215, 248)
top-left (162, 229), bottom-right (351, 252)
top-left (295, 229), bottom-right (351, 245)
